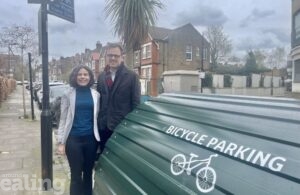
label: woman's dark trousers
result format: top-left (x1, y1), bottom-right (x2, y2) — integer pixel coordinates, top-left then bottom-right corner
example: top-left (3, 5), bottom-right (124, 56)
top-left (66, 135), bottom-right (98, 195)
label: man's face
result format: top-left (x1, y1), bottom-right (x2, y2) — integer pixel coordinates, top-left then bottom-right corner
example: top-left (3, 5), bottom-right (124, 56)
top-left (106, 47), bottom-right (123, 70)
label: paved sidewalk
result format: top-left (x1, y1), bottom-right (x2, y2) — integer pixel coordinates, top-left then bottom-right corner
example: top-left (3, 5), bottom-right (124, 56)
top-left (0, 86), bottom-right (70, 195)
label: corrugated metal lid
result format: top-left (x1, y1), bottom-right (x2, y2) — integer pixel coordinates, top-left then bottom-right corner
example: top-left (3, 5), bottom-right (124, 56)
top-left (94, 93), bottom-right (300, 195)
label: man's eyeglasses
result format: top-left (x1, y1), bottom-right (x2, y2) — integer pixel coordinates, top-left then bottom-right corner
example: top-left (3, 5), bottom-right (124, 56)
top-left (107, 54), bottom-right (121, 58)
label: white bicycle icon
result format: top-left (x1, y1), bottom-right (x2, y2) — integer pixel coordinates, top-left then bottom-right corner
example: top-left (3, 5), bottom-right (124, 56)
top-left (170, 153), bottom-right (218, 193)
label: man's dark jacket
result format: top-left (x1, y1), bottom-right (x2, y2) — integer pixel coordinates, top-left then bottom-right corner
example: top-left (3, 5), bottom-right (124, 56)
top-left (97, 64), bottom-right (141, 131)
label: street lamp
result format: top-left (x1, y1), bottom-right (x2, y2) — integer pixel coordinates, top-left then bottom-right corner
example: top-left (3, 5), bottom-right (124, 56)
top-left (19, 42), bottom-right (28, 118)
top-left (5, 37), bottom-right (28, 118)
top-left (271, 67), bottom-right (275, 96)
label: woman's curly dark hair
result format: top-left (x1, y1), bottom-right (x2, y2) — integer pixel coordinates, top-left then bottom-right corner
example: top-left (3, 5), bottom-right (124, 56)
top-left (69, 65), bottom-right (95, 88)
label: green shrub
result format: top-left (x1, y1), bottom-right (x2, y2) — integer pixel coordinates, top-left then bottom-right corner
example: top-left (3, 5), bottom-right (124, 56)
top-left (224, 74), bottom-right (232, 88)
top-left (202, 72), bottom-right (212, 87)
top-left (260, 75), bottom-right (264, 87)
top-left (246, 75), bottom-right (252, 87)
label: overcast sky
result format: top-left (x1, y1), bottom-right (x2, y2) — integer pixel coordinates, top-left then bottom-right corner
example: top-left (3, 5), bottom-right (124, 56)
top-left (0, 0), bottom-right (291, 59)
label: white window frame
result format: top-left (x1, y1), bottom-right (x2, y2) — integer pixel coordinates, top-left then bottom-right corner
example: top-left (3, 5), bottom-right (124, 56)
top-left (142, 43), bottom-right (152, 59)
top-left (100, 58), bottom-right (105, 69)
top-left (134, 50), bottom-right (140, 65)
top-left (186, 45), bottom-right (192, 61)
top-left (196, 47), bottom-right (200, 57)
top-left (203, 48), bottom-right (207, 60)
top-left (141, 65), bottom-right (152, 79)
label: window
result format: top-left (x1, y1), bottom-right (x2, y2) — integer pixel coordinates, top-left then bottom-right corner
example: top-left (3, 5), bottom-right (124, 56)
top-left (186, 45), bottom-right (192, 61)
top-left (142, 47), bottom-right (146, 59)
top-left (142, 43), bottom-right (152, 59)
top-left (295, 12), bottom-right (300, 40)
top-left (134, 51), bottom-right (140, 65)
top-left (141, 65), bottom-right (152, 79)
top-left (293, 10), bottom-right (300, 47)
top-left (100, 58), bottom-right (105, 69)
top-left (203, 48), bottom-right (207, 60)
top-left (196, 47), bottom-right (200, 57)
top-left (294, 60), bottom-right (300, 83)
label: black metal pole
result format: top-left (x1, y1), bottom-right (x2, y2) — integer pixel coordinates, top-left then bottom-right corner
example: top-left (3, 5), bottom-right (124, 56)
top-left (200, 35), bottom-right (204, 93)
top-left (271, 68), bottom-right (274, 96)
top-left (28, 52), bottom-right (35, 120)
top-left (40, 1), bottom-right (53, 190)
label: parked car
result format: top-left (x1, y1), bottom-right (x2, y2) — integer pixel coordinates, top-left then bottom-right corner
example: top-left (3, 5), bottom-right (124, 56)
top-left (285, 79), bottom-right (292, 91)
top-left (33, 83), bottom-right (42, 101)
top-left (50, 96), bottom-right (62, 127)
top-left (25, 82), bottom-right (40, 91)
top-left (37, 82), bottom-right (65, 109)
top-left (49, 85), bottom-right (70, 126)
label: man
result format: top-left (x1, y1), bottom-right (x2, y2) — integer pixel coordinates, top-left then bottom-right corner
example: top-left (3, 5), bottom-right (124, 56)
top-left (97, 43), bottom-right (141, 154)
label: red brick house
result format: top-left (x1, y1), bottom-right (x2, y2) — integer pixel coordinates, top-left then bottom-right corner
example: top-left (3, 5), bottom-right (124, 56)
top-left (125, 23), bottom-right (210, 96)
top-left (91, 52), bottom-right (100, 79)
top-left (90, 41), bottom-right (103, 79)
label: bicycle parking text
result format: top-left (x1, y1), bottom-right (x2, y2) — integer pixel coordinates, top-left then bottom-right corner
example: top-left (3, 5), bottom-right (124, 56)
top-left (166, 125), bottom-right (286, 172)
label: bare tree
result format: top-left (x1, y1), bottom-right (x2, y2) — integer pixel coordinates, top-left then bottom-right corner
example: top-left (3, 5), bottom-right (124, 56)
top-left (204, 25), bottom-right (232, 71)
top-left (267, 47), bottom-right (286, 69)
top-left (253, 49), bottom-right (267, 69)
top-left (28, 40), bottom-right (40, 82)
top-left (0, 24), bottom-right (37, 118)
top-left (266, 47), bottom-right (286, 95)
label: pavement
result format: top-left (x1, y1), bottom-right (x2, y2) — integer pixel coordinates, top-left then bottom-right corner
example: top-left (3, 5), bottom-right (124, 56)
top-left (0, 85), bottom-right (70, 195)
top-left (284, 91), bottom-right (300, 99)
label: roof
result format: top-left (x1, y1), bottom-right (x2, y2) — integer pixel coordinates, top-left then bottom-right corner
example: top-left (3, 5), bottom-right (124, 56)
top-left (148, 23), bottom-right (206, 43)
top-left (172, 23), bottom-right (203, 39)
top-left (173, 23), bottom-right (194, 31)
top-left (149, 26), bottom-right (172, 40)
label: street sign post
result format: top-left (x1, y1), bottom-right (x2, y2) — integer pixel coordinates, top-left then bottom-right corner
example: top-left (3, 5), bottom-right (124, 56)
top-left (38, 8), bottom-right (42, 55)
top-left (28, 0), bottom-right (75, 191)
top-left (48, 0), bottom-right (75, 23)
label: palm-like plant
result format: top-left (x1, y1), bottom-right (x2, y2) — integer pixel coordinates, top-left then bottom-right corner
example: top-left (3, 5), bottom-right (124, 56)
top-left (105, 0), bottom-right (164, 51)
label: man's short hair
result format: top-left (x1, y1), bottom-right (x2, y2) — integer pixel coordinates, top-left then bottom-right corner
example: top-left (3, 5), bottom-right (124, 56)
top-left (106, 43), bottom-right (123, 54)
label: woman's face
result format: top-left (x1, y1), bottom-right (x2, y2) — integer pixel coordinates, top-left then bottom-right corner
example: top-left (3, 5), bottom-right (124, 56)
top-left (76, 68), bottom-right (90, 86)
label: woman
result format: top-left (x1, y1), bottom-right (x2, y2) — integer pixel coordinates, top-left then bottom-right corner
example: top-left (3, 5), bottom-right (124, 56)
top-left (57, 65), bottom-right (100, 195)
